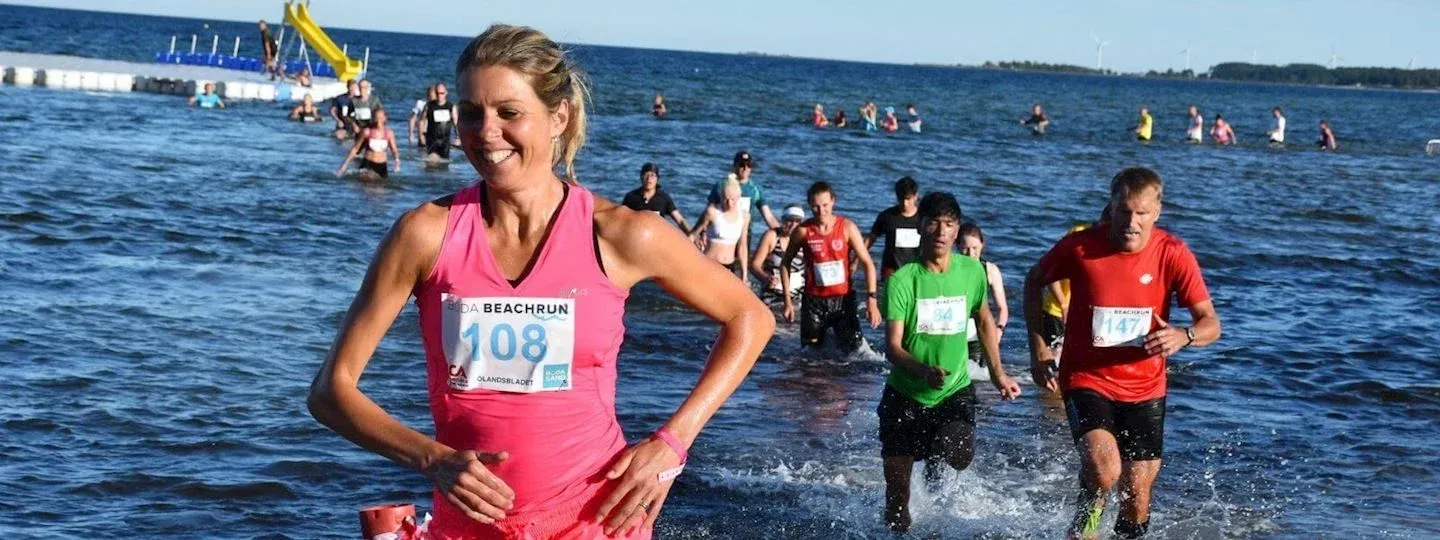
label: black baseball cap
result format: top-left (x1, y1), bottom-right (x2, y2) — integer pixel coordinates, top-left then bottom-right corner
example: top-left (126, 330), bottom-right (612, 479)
top-left (732, 150), bottom-right (753, 168)
top-left (640, 162), bottom-right (660, 176)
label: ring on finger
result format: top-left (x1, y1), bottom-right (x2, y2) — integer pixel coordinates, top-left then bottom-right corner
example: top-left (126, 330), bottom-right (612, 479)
top-left (639, 500), bottom-right (652, 511)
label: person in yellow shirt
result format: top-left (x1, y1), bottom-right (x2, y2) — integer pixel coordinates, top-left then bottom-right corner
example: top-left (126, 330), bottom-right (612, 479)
top-left (1134, 106), bottom-right (1153, 141)
top-left (1037, 222), bottom-right (1093, 376)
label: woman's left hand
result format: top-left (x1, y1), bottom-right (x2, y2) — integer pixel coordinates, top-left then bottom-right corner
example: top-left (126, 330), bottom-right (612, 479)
top-left (595, 437), bottom-right (683, 535)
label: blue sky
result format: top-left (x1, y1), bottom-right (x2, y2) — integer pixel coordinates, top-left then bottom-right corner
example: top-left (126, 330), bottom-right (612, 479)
top-left (10, 0), bottom-right (1439, 72)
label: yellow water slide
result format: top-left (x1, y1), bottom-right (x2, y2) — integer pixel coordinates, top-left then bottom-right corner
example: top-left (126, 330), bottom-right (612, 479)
top-left (283, 2), bottom-right (364, 81)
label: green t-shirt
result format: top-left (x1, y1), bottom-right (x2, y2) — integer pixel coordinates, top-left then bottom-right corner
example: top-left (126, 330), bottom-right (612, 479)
top-left (884, 253), bottom-right (988, 407)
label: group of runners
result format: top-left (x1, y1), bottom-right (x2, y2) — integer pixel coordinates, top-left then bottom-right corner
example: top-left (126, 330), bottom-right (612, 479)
top-left (308, 23), bottom-right (1224, 540)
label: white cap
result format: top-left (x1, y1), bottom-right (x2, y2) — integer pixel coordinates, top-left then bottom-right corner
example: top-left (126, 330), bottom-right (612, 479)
top-left (783, 206), bottom-right (805, 220)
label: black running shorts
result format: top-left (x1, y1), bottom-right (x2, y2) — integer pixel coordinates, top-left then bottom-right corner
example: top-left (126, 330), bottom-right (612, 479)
top-left (1063, 388), bottom-right (1166, 461)
top-left (877, 383), bottom-right (976, 459)
top-left (799, 293), bottom-right (861, 352)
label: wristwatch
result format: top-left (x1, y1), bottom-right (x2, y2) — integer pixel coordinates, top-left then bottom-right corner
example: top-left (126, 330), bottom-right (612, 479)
top-left (866, 291), bottom-right (877, 299)
top-left (1183, 326), bottom-right (1196, 346)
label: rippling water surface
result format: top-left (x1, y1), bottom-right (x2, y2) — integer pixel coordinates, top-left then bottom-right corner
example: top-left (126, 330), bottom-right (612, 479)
top-left (2, 5), bottom-right (1438, 539)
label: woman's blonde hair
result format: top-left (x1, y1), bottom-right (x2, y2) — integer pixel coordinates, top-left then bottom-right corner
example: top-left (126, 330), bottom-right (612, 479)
top-left (721, 177), bottom-right (742, 208)
top-left (455, 24), bottom-right (589, 182)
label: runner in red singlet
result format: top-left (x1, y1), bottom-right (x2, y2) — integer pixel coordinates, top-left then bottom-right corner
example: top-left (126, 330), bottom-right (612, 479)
top-left (779, 181), bottom-right (882, 353)
top-left (1024, 167), bottom-right (1221, 539)
top-left (308, 24), bottom-right (774, 539)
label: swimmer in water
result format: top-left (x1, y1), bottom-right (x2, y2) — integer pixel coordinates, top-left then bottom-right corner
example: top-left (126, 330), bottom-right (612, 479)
top-left (652, 93), bottom-right (667, 117)
top-left (862, 101), bottom-right (879, 131)
top-left (879, 192), bottom-right (1021, 533)
top-left (833, 109), bottom-right (848, 128)
top-left (1022, 103), bottom-right (1050, 135)
top-left (1317, 119), bottom-right (1338, 151)
top-left (1185, 106), bottom-right (1203, 143)
top-left (906, 104), bottom-right (922, 133)
top-left (1134, 106), bottom-right (1153, 141)
top-left (882, 106), bottom-right (899, 132)
top-left (1210, 114), bottom-right (1235, 145)
top-left (812, 103), bottom-right (831, 128)
top-left (289, 93), bottom-right (320, 122)
top-left (1268, 106), bottom-right (1286, 144)
top-left (188, 82), bottom-right (225, 109)
top-left (336, 108), bottom-right (399, 179)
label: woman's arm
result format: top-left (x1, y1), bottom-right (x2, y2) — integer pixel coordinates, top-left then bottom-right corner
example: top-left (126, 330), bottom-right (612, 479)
top-left (387, 131), bottom-right (401, 172)
top-left (592, 201), bottom-right (774, 534)
top-left (749, 230), bottom-right (775, 285)
top-left (307, 201), bottom-right (515, 522)
top-left (988, 262), bottom-right (1009, 329)
top-left (737, 215), bottom-right (750, 283)
top-left (336, 135), bottom-right (363, 177)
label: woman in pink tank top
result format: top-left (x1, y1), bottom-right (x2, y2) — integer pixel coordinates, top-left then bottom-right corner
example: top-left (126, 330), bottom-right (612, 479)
top-left (308, 25), bottom-right (775, 539)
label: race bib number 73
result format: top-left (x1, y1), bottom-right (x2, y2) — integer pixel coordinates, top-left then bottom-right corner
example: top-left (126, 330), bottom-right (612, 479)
top-left (441, 295), bottom-right (575, 393)
top-left (1091, 306), bottom-right (1152, 347)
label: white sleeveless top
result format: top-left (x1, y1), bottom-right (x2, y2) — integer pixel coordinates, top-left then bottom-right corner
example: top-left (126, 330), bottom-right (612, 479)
top-left (707, 208), bottom-right (745, 244)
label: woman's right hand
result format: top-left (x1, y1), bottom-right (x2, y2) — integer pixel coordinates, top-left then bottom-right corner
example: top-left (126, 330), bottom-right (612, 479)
top-left (424, 449), bottom-right (515, 523)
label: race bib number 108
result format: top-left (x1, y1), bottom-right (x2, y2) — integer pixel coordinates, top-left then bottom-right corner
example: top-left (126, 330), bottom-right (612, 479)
top-left (441, 295), bottom-right (575, 393)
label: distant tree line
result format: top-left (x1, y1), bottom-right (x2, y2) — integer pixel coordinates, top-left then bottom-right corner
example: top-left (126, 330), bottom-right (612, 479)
top-left (1206, 63), bottom-right (1440, 89)
top-left (982, 60), bottom-right (1114, 76)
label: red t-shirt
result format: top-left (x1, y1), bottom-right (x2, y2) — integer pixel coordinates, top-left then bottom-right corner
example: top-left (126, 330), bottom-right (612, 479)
top-left (1034, 227), bottom-right (1210, 402)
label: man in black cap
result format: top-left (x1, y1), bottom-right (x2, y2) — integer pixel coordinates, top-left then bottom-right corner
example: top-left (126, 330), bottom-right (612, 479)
top-left (622, 162), bottom-right (691, 233)
top-left (690, 150), bottom-right (781, 247)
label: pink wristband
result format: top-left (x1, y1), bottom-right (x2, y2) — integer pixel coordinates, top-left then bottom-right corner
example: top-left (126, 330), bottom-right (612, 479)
top-left (653, 427), bottom-right (688, 464)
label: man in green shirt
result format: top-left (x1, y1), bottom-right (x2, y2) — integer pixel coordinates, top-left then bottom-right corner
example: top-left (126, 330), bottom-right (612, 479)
top-left (879, 191), bottom-right (1022, 533)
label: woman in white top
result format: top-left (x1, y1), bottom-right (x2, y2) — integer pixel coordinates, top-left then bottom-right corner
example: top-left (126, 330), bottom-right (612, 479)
top-left (704, 177), bottom-right (749, 280)
top-left (958, 222), bottom-right (1008, 368)
top-left (1185, 106), bottom-right (1203, 143)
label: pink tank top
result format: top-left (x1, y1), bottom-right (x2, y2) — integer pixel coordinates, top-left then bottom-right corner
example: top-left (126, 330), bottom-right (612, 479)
top-left (415, 182), bottom-right (630, 534)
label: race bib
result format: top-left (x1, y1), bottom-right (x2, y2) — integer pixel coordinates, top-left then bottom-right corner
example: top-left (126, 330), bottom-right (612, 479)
top-left (431, 108), bottom-right (451, 123)
top-left (815, 260), bottom-right (845, 287)
top-left (916, 296), bottom-right (966, 335)
top-left (1091, 306), bottom-right (1152, 347)
top-left (354, 107), bottom-right (372, 121)
top-left (895, 228), bottom-right (921, 248)
top-left (738, 196), bottom-right (752, 213)
top-left (440, 295), bottom-right (576, 393)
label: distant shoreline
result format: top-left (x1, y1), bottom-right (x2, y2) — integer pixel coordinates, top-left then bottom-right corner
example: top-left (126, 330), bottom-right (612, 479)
top-left (6, 4), bottom-right (1439, 93)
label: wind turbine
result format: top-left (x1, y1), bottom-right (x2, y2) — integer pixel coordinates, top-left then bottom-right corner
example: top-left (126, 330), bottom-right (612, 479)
top-left (1407, 56), bottom-right (1416, 70)
top-left (1178, 44), bottom-right (1192, 72)
top-left (1091, 33), bottom-right (1111, 71)
top-left (1328, 46), bottom-right (1343, 69)
top-left (1251, 49), bottom-right (1258, 64)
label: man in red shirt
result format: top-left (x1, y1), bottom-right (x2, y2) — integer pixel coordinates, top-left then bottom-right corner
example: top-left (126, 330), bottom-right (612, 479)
top-left (780, 181), bottom-right (882, 352)
top-left (1024, 167), bottom-right (1221, 539)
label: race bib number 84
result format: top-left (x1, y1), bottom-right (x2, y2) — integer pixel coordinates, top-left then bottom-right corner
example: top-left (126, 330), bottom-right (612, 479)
top-left (441, 295), bottom-right (575, 393)
top-left (916, 296), bottom-right (966, 336)
top-left (1091, 306), bottom-right (1152, 347)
